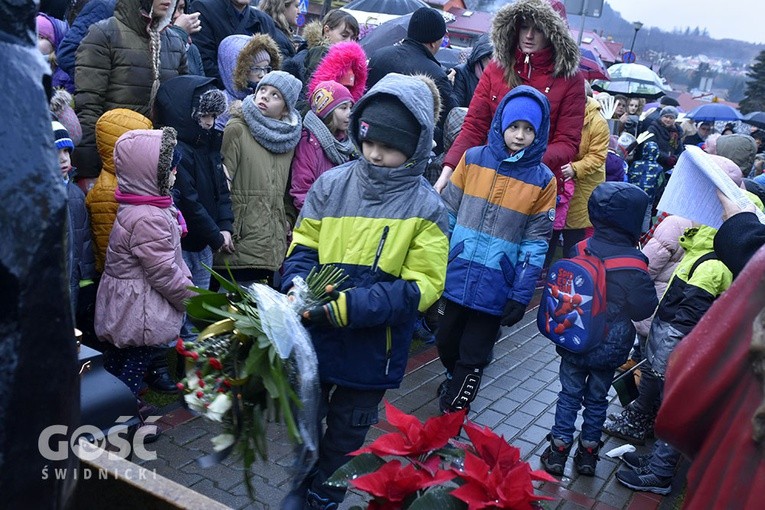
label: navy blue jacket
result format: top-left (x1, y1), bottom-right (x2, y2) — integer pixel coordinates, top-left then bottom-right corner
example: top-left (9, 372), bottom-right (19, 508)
top-left (67, 182), bottom-right (95, 311)
top-left (57, 0), bottom-right (117, 77)
top-left (558, 182), bottom-right (658, 369)
top-left (155, 76), bottom-right (234, 252)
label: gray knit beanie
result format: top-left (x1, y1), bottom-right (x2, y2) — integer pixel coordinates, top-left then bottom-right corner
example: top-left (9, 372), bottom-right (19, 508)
top-left (256, 71), bottom-right (301, 110)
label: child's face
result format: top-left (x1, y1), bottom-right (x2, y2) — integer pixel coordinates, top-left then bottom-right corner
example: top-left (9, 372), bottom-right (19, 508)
top-left (324, 22), bottom-right (356, 44)
top-left (628, 99), bottom-right (641, 115)
top-left (328, 102), bottom-right (352, 134)
top-left (248, 59), bottom-right (272, 86)
top-left (614, 100), bottom-right (627, 116)
top-left (362, 140), bottom-right (407, 167)
top-left (198, 114), bottom-right (216, 130)
top-left (37, 36), bottom-right (54, 55)
top-left (661, 115), bottom-right (676, 128)
top-left (255, 85), bottom-right (286, 119)
top-left (58, 148), bottom-right (71, 179)
top-left (168, 166), bottom-right (177, 188)
top-left (503, 120), bottom-right (536, 153)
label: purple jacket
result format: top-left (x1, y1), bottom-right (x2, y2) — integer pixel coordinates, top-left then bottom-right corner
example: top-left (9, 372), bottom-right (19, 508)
top-left (95, 129), bottom-right (194, 348)
top-left (289, 128), bottom-right (337, 210)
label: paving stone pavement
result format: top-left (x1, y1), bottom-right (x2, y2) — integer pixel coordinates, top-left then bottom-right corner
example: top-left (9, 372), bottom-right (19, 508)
top-left (140, 309), bottom-right (687, 509)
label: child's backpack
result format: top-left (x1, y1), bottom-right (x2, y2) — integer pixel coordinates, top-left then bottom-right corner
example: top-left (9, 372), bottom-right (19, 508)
top-left (537, 240), bottom-right (648, 353)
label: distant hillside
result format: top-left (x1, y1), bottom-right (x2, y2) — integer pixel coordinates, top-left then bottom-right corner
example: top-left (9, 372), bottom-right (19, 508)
top-left (472, 0), bottom-right (764, 65)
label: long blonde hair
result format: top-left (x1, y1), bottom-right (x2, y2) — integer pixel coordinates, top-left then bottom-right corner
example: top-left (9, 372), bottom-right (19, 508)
top-left (261, 0), bottom-right (295, 34)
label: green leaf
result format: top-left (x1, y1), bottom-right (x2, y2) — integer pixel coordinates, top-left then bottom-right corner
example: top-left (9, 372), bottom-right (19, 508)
top-left (203, 263), bottom-right (243, 294)
top-left (185, 293), bottom-right (230, 321)
top-left (407, 487), bottom-right (466, 510)
top-left (325, 453), bottom-right (386, 488)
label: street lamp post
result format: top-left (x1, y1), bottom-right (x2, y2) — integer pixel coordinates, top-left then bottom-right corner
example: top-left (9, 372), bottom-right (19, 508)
top-left (629, 21), bottom-right (644, 54)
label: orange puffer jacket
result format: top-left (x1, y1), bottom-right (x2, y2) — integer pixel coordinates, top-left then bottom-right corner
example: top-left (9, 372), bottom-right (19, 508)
top-left (85, 109), bottom-right (153, 273)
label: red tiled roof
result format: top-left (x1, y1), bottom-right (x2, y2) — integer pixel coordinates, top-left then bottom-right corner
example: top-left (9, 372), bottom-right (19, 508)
top-left (446, 7), bottom-right (493, 35)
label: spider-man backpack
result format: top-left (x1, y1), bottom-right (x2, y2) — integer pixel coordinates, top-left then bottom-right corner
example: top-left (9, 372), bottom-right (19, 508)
top-left (537, 240), bottom-right (648, 353)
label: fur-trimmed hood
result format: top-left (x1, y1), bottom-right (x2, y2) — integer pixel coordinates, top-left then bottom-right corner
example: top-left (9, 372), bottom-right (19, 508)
top-left (309, 41), bottom-right (368, 102)
top-left (302, 20), bottom-right (325, 50)
top-left (114, 127), bottom-right (178, 197)
top-left (218, 34), bottom-right (282, 101)
top-left (410, 74), bottom-right (442, 127)
top-left (491, 0), bottom-right (580, 85)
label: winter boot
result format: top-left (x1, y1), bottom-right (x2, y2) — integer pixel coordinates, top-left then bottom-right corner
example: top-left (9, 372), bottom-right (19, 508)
top-left (616, 468), bottom-right (672, 495)
top-left (573, 439), bottom-right (603, 476)
top-left (540, 434), bottom-right (572, 476)
top-left (439, 366), bottom-right (481, 414)
top-left (602, 406), bottom-right (655, 445)
top-left (436, 372), bottom-right (452, 399)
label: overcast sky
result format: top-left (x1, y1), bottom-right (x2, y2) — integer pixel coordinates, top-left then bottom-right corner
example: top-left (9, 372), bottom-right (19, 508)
top-left (605, 0), bottom-right (760, 44)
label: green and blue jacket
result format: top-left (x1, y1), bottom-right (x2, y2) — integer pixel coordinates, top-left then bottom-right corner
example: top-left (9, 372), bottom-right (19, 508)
top-left (281, 74), bottom-right (449, 390)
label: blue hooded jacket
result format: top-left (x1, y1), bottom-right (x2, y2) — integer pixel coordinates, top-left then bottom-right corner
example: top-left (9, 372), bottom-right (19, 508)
top-left (558, 182), bottom-right (658, 369)
top-left (441, 85), bottom-right (556, 314)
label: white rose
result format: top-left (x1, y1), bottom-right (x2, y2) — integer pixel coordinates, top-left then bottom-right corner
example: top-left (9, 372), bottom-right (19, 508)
top-left (206, 393), bottom-right (233, 422)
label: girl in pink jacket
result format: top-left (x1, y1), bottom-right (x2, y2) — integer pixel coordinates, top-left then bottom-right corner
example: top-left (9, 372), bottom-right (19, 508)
top-left (289, 81), bottom-right (357, 211)
top-left (95, 127), bottom-right (194, 396)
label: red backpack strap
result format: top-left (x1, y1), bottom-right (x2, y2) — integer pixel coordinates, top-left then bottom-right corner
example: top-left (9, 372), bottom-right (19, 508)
top-left (603, 255), bottom-right (649, 273)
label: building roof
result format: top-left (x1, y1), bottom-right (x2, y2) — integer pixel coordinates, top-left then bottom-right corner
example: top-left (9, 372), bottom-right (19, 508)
top-left (575, 30), bottom-right (619, 64)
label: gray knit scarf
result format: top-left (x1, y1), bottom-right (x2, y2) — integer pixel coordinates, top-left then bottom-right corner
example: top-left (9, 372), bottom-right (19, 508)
top-left (240, 95), bottom-right (302, 154)
top-left (302, 110), bottom-right (357, 166)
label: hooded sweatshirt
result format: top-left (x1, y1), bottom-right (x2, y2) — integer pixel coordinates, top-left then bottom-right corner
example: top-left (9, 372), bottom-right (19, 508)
top-left (155, 75), bottom-right (234, 252)
top-left (558, 182), bottom-right (658, 369)
top-left (281, 73), bottom-right (449, 390)
top-left (443, 0), bottom-right (584, 188)
top-left (441, 85), bottom-right (556, 314)
top-left (95, 128), bottom-right (194, 348)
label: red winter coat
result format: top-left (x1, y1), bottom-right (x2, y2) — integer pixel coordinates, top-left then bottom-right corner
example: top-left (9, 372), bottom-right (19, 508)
top-left (443, 0), bottom-right (585, 190)
top-left (655, 244), bottom-right (765, 510)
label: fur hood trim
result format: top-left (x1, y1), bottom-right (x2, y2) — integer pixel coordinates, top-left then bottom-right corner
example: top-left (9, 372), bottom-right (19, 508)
top-left (410, 74), bottom-right (442, 126)
top-left (233, 34), bottom-right (282, 93)
top-left (308, 41), bottom-right (368, 102)
top-left (491, 0), bottom-right (580, 84)
top-left (157, 127), bottom-right (178, 196)
top-left (302, 20), bottom-right (325, 49)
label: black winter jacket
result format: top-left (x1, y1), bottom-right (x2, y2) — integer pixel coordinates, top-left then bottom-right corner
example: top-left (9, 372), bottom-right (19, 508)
top-left (452, 35), bottom-right (492, 108)
top-left (367, 38), bottom-right (457, 136)
top-left (155, 76), bottom-right (234, 252)
top-left (190, 0), bottom-right (277, 85)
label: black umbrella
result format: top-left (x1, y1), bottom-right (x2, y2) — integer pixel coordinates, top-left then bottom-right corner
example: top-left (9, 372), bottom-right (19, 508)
top-left (344, 0), bottom-right (428, 15)
top-left (743, 111), bottom-right (765, 129)
top-left (359, 13), bottom-right (412, 55)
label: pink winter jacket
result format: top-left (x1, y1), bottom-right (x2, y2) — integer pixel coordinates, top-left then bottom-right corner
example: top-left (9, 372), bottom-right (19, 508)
top-left (633, 215), bottom-right (693, 337)
top-left (289, 128), bottom-right (336, 211)
top-left (95, 129), bottom-right (194, 348)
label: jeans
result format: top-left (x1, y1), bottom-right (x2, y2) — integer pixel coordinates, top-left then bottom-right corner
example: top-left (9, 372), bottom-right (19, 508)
top-left (551, 357), bottom-right (613, 444)
top-left (649, 440), bottom-right (680, 478)
top-left (307, 384), bottom-right (386, 504)
top-left (180, 247), bottom-right (213, 342)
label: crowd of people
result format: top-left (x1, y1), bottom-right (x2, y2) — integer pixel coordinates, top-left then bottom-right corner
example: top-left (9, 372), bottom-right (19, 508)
top-left (41, 0), bottom-right (765, 507)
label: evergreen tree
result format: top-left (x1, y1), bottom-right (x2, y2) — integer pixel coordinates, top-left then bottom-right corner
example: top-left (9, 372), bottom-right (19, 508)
top-left (740, 50), bottom-right (765, 114)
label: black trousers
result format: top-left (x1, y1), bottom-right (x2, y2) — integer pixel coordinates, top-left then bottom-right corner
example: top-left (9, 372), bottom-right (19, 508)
top-left (436, 299), bottom-right (502, 410)
top-left (308, 384), bottom-right (386, 504)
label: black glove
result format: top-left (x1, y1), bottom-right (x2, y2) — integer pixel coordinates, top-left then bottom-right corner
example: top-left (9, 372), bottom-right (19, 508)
top-left (500, 299), bottom-right (526, 327)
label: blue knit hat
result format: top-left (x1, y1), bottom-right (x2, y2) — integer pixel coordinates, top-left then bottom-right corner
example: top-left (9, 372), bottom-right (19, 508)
top-left (501, 95), bottom-right (543, 134)
top-left (52, 121), bottom-right (74, 153)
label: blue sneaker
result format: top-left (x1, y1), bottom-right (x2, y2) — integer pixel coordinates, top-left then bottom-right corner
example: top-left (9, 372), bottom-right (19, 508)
top-left (413, 317), bottom-right (436, 344)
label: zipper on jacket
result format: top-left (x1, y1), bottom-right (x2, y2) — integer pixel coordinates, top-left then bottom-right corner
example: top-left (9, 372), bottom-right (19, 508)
top-left (371, 226), bottom-right (390, 273)
top-left (518, 252), bottom-right (531, 283)
top-left (524, 53), bottom-right (531, 79)
top-left (384, 326), bottom-right (392, 375)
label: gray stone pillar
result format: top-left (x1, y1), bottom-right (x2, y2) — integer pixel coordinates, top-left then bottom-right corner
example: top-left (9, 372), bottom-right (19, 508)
top-left (0, 0), bottom-right (80, 507)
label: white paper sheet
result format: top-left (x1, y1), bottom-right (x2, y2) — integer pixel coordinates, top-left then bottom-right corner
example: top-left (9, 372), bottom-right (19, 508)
top-left (657, 145), bottom-right (765, 229)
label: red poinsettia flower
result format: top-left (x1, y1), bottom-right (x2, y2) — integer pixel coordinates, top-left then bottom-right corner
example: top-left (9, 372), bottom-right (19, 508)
top-left (463, 421), bottom-right (522, 473)
top-left (352, 459), bottom-right (455, 506)
top-left (352, 401), bottom-right (466, 458)
top-left (452, 452), bottom-right (556, 509)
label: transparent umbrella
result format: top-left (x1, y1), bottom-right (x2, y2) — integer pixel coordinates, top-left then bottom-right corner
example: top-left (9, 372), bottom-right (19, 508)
top-left (592, 63), bottom-right (671, 99)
